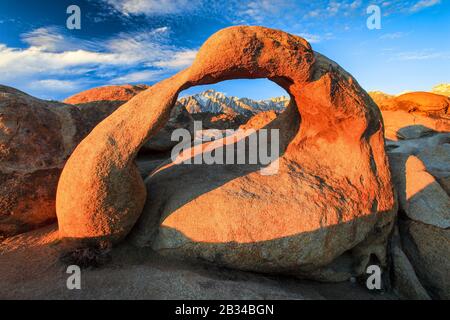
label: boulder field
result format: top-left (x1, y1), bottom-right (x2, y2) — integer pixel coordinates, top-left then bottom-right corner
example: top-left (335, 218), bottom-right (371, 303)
top-left (0, 84), bottom-right (186, 237)
top-left (367, 88), bottom-right (450, 300)
top-left (55, 26), bottom-right (397, 281)
top-left (385, 124), bottom-right (449, 299)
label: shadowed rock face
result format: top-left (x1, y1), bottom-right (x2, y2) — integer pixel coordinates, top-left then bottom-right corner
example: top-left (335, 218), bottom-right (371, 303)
top-left (0, 84), bottom-right (167, 237)
top-left (387, 127), bottom-right (450, 299)
top-left (0, 86), bottom-right (87, 236)
top-left (56, 26), bottom-right (396, 280)
top-left (0, 84), bottom-right (171, 237)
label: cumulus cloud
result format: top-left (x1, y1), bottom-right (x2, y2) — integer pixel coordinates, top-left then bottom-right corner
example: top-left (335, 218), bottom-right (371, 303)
top-left (0, 27), bottom-right (196, 73)
top-left (0, 26), bottom-right (197, 99)
top-left (0, 44), bottom-right (123, 81)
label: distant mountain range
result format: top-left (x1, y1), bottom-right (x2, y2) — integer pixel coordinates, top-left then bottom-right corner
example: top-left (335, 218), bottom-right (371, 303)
top-left (178, 89), bottom-right (289, 116)
top-left (177, 85), bottom-right (450, 118)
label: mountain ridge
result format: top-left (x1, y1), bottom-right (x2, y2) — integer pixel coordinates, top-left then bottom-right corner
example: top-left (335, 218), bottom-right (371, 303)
top-left (178, 89), bottom-right (289, 116)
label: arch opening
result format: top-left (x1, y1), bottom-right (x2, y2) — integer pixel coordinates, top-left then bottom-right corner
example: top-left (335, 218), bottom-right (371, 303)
top-left (178, 78), bottom-right (292, 130)
top-left (141, 78), bottom-right (301, 180)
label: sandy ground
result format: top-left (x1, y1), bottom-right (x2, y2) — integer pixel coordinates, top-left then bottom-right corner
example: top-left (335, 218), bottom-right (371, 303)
top-left (0, 225), bottom-right (398, 300)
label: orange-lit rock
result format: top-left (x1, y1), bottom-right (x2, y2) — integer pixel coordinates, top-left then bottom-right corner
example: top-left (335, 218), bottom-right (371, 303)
top-left (191, 112), bottom-right (249, 130)
top-left (64, 84), bottom-right (149, 105)
top-left (395, 92), bottom-right (449, 116)
top-left (63, 85), bottom-right (149, 136)
top-left (239, 110), bottom-right (278, 130)
top-left (0, 84), bottom-right (160, 237)
top-left (370, 91), bottom-right (450, 117)
top-left (0, 86), bottom-right (84, 237)
top-left (402, 156), bottom-right (449, 228)
top-left (65, 84), bottom-right (194, 152)
top-left (382, 110), bottom-right (450, 141)
top-left (56, 26), bottom-right (396, 280)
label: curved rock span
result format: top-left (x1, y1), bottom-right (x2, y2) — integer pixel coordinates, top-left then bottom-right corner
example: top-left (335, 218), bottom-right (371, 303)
top-left (56, 26), bottom-right (396, 280)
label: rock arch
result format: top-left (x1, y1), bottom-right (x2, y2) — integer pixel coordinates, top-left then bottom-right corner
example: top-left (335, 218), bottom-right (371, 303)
top-left (56, 26), bottom-right (396, 279)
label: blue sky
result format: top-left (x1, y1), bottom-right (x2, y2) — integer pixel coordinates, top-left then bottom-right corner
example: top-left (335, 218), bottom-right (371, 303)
top-left (0, 0), bottom-right (449, 100)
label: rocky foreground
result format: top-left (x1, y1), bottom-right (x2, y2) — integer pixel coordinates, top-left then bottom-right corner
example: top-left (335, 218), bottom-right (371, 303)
top-left (0, 225), bottom-right (398, 300)
top-left (0, 26), bottom-right (449, 300)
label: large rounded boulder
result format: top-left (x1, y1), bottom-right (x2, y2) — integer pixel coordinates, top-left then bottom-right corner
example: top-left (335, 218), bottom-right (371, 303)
top-left (0, 86), bottom-right (86, 236)
top-left (56, 26), bottom-right (396, 280)
top-left (0, 84), bottom-right (163, 237)
top-left (395, 92), bottom-right (449, 116)
top-left (370, 91), bottom-right (449, 117)
top-left (64, 84), bottom-right (149, 105)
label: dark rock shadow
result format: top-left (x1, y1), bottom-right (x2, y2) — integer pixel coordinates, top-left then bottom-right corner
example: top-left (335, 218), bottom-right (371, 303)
top-left (385, 124), bottom-right (450, 300)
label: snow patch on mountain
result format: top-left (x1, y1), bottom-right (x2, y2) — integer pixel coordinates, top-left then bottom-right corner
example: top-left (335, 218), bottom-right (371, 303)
top-left (179, 89), bottom-right (289, 116)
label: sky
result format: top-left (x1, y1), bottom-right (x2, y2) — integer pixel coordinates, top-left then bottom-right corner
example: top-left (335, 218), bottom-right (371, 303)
top-left (0, 0), bottom-right (449, 100)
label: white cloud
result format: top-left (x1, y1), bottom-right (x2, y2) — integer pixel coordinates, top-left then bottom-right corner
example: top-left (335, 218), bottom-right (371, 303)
top-left (327, 1), bottom-right (342, 16)
top-left (0, 27), bottom-right (196, 83)
top-left (410, 0), bottom-right (441, 12)
top-left (296, 32), bottom-right (333, 44)
top-left (238, 0), bottom-right (290, 23)
top-left (297, 33), bottom-right (322, 44)
top-left (21, 27), bottom-right (67, 51)
top-left (0, 26), bottom-right (198, 99)
top-left (109, 70), bottom-right (166, 84)
top-left (29, 79), bottom-right (83, 92)
top-left (0, 45), bottom-right (122, 81)
top-left (154, 49), bottom-right (197, 68)
top-left (20, 26), bottom-right (97, 52)
top-left (104, 0), bottom-right (199, 15)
